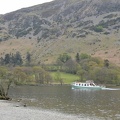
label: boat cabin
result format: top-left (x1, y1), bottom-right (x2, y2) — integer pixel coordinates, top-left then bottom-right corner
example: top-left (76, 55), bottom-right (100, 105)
top-left (73, 82), bottom-right (96, 87)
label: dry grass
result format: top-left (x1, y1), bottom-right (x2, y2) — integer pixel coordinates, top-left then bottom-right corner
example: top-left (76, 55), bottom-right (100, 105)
top-left (0, 31), bottom-right (120, 66)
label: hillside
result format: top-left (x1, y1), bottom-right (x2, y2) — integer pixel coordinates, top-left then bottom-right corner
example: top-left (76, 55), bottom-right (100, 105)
top-left (0, 0), bottom-right (120, 65)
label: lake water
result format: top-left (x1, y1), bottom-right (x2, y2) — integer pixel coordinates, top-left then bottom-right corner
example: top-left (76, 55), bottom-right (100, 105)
top-left (9, 85), bottom-right (120, 120)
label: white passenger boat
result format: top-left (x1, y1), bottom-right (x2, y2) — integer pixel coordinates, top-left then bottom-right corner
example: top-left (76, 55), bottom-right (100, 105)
top-left (72, 80), bottom-right (105, 90)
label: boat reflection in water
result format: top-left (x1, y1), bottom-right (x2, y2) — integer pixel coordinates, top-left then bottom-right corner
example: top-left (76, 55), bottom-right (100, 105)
top-left (72, 80), bottom-right (105, 90)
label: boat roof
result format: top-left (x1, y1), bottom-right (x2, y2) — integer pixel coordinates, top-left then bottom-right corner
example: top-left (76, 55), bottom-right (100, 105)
top-left (74, 80), bottom-right (94, 84)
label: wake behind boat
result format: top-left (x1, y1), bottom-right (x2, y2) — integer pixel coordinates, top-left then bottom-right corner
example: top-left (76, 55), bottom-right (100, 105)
top-left (72, 80), bottom-right (105, 90)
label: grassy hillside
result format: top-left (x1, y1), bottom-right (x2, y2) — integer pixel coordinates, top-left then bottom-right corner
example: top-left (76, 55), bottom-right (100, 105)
top-left (0, 0), bottom-right (120, 66)
top-left (0, 31), bottom-right (120, 66)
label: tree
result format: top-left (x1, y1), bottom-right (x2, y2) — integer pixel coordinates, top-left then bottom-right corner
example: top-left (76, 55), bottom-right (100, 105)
top-left (4, 54), bottom-right (10, 64)
top-left (54, 70), bottom-right (63, 85)
top-left (94, 26), bottom-right (103, 32)
top-left (58, 53), bottom-right (71, 63)
top-left (44, 72), bottom-right (53, 84)
top-left (0, 57), bottom-right (4, 65)
top-left (80, 53), bottom-right (90, 60)
top-left (26, 52), bottom-right (31, 66)
top-left (80, 59), bottom-right (90, 72)
top-left (10, 54), bottom-right (15, 66)
top-left (5, 72), bottom-right (14, 97)
top-left (0, 67), bottom-right (14, 99)
top-left (91, 67), bottom-right (117, 84)
top-left (38, 68), bottom-right (46, 84)
top-left (13, 67), bottom-right (27, 85)
top-left (14, 52), bottom-right (23, 65)
top-left (64, 59), bottom-right (78, 74)
top-left (56, 59), bottom-right (64, 71)
top-left (33, 66), bottom-right (51, 84)
top-left (75, 53), bottom-right (80, 63)
top-left (1, 52), bottom-right (23, 66)
top-left (0, 67), bottom-right (7, 98)
top-left (77, 65), bottom-right (86, 82)
top-left (104, 59), bottom-right (109, 68)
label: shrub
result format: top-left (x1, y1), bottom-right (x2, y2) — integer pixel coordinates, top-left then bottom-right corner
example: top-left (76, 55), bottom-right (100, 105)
top-left (94, 26), bottom-right (103, 32)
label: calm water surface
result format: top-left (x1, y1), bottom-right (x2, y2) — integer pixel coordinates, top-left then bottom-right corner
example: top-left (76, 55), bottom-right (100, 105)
top-left (9, 86), bottom-right (120, 120)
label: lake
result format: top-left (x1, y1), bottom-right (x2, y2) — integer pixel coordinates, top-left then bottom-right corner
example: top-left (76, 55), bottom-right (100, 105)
top-left (9, 85), bottom-right (120, 120)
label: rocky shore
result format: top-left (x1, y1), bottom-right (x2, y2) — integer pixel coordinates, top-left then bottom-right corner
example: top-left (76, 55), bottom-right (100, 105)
top-left (0, 100), bottom-right (84, 120)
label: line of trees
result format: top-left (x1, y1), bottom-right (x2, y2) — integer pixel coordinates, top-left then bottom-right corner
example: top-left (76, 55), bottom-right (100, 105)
top-left (0, 51), bottom-right (120, 85)
top-left (0, 51), bottom-right (31, 66)
top-left (54, 53), bottom-right (120, 85)
top-left (0, 66), bottom-right (52, 99)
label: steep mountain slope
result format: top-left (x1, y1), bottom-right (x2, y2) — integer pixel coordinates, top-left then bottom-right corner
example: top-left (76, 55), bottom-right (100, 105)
top-left (0, 0), bottom-right (120, 65)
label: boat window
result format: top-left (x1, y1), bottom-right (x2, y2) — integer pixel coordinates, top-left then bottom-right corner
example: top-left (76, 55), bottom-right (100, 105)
top-left (90, 83), bottom-right (93, 86)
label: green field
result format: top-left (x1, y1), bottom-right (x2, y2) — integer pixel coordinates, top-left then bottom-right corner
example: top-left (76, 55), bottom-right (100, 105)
top-left (50, 72), bottom-right (79, 84)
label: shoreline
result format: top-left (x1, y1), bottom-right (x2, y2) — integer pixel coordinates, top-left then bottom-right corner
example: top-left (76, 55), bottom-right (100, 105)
top-left (0, 100), bottom-right (83, 120)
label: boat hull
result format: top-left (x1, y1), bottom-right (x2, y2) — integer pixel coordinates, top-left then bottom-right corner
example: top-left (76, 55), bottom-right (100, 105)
top-left (72, 85), bottom-right (103, 90)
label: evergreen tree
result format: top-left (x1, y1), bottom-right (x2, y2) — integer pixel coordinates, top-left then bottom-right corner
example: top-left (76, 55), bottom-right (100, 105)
top-left (4, 54), bottom-right (10, 64)
top-left (0, 57), bottom-right (4, 65)
top-left (14, 52), bottom-right (23, 65)
top-left (104, 59), bottom-right (109, 68)
top-left (26, 52), bottom-right (31, 65)
top-left (75, 53), bottom-right (80, 63)
top-left (10, 54), bottom-right (16, 66)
